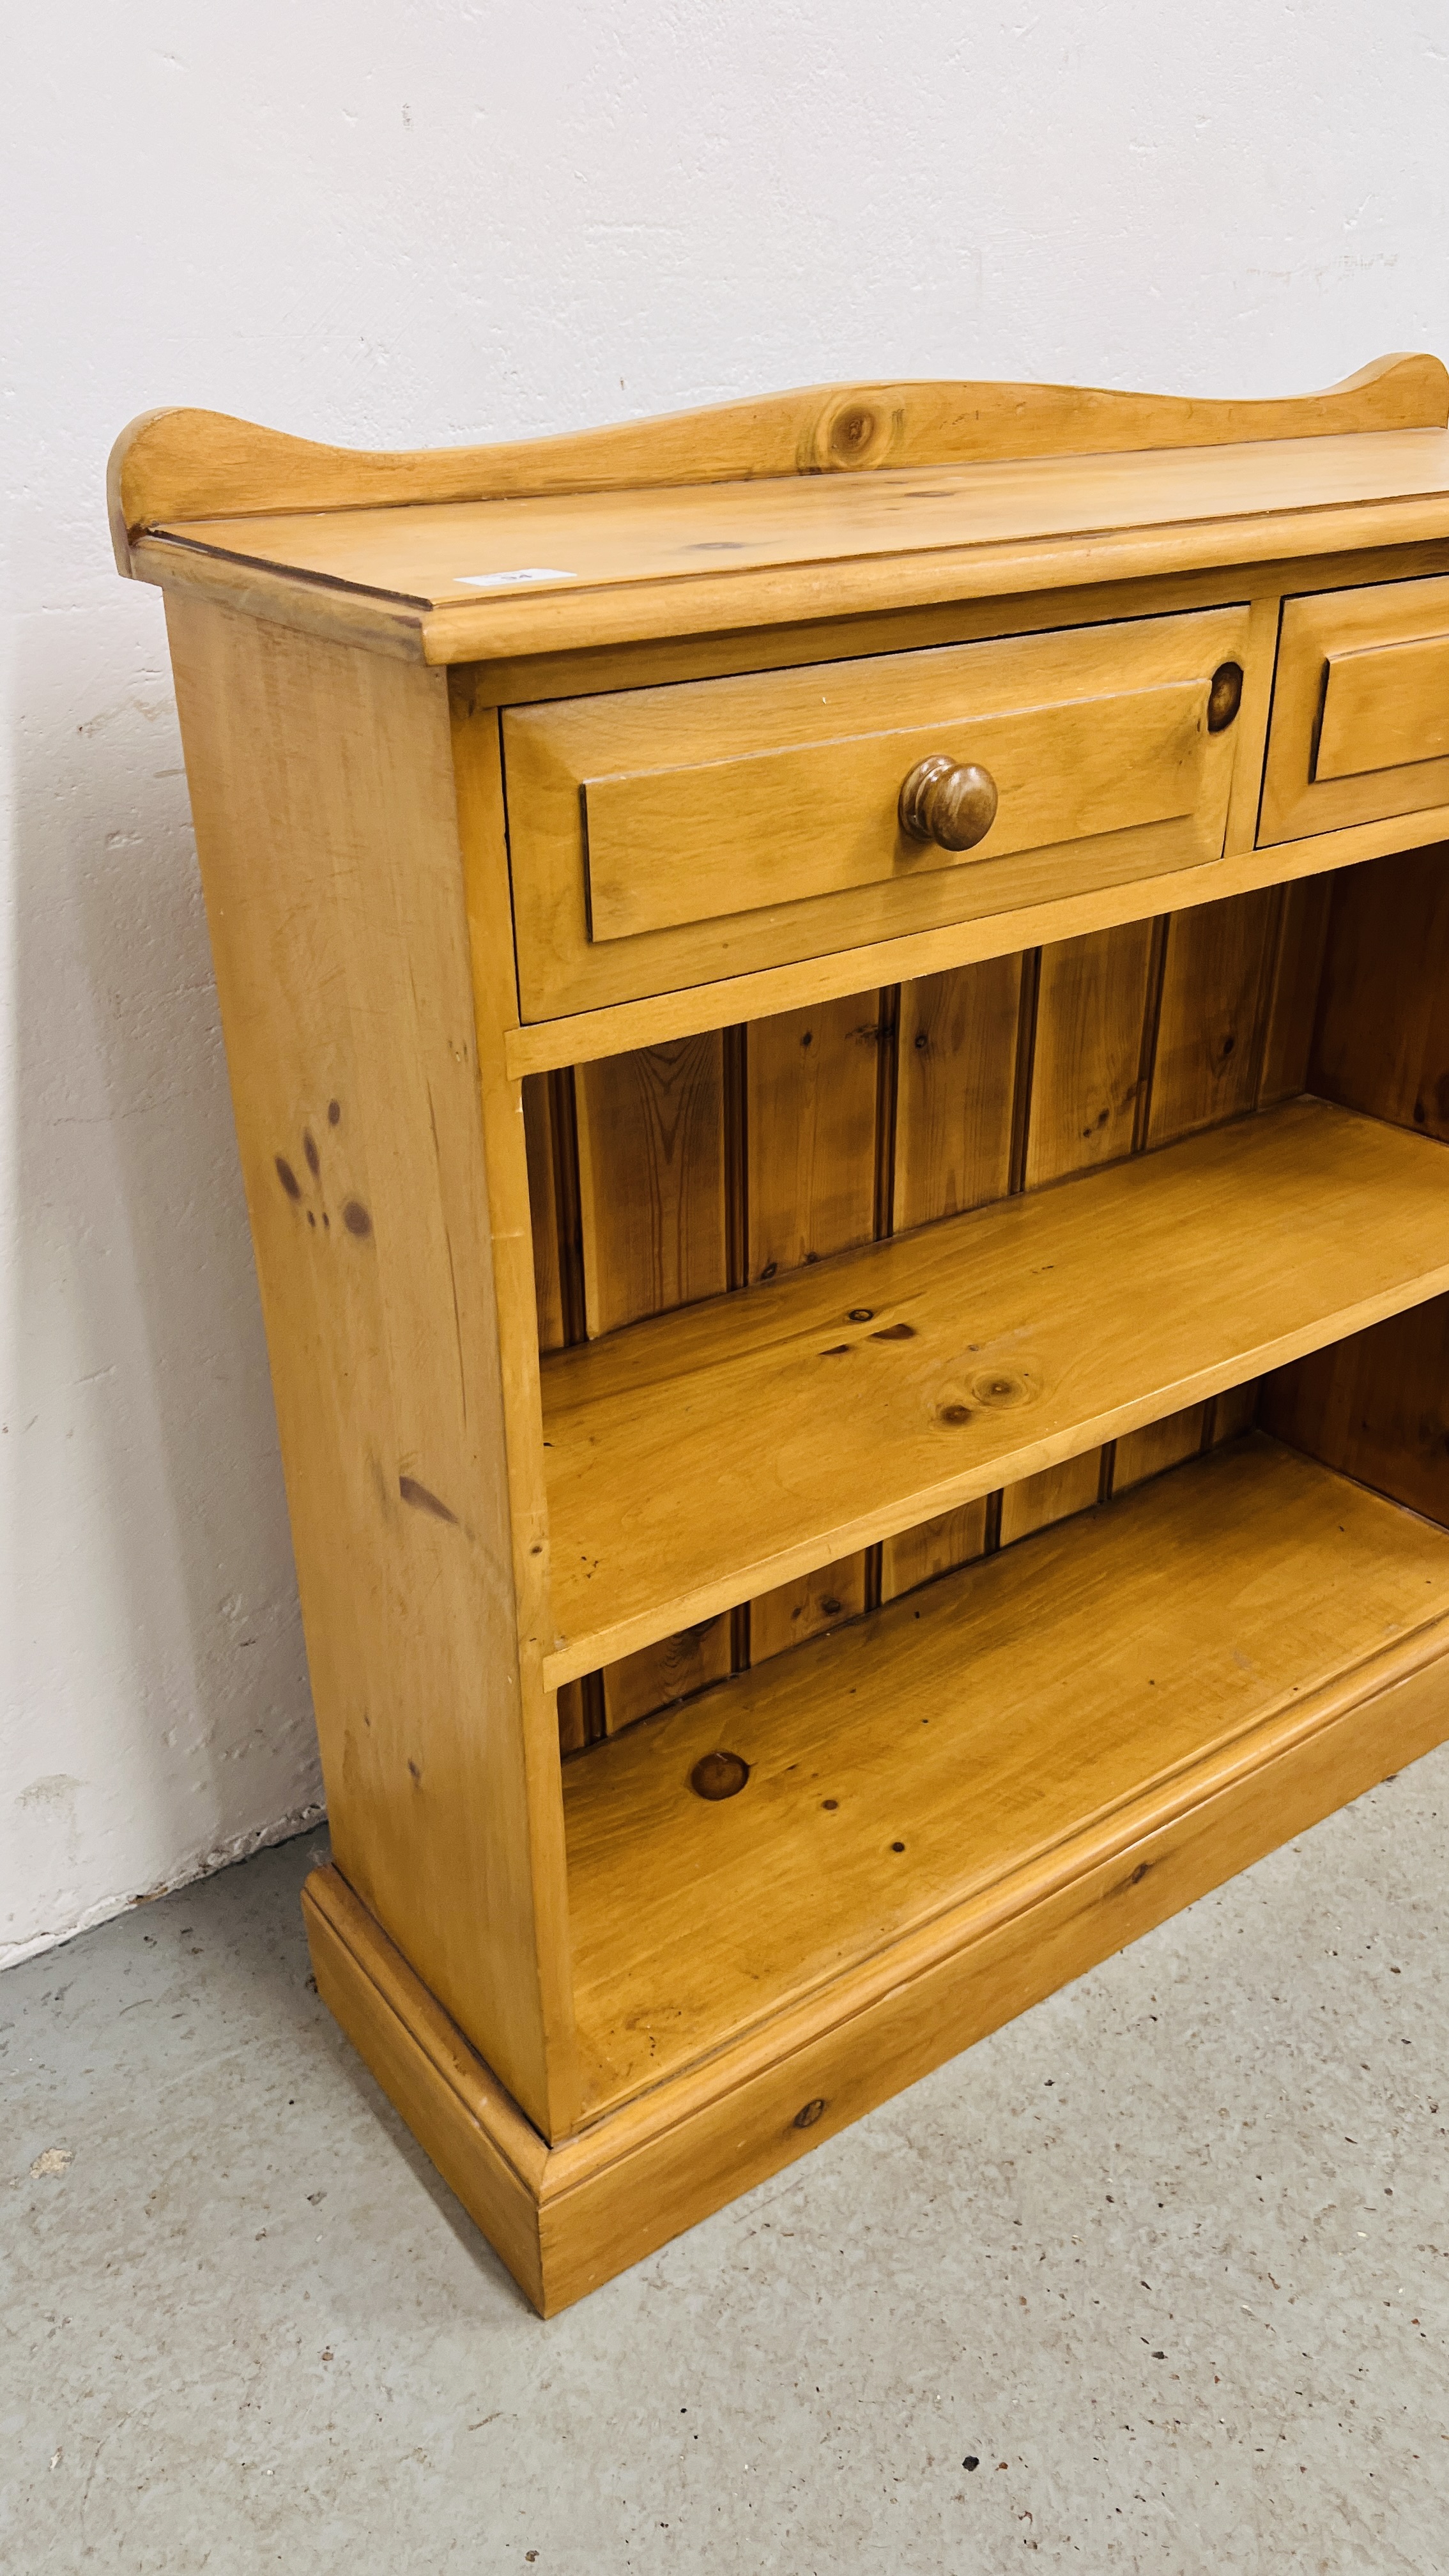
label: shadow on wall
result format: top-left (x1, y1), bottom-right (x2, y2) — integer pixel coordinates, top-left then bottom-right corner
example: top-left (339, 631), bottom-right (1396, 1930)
top-left (6, 590), bottom-right (322, 1964)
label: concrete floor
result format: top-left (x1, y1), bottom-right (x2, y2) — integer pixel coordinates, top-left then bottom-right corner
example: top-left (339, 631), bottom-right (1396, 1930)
top-left (3, 1758), bottom-right (1447, 2576)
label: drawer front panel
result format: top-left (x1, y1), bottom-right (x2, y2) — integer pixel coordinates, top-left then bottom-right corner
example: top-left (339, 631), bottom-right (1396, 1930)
top-left (1261, 573), bottom-right (1449, 843)
top-left (1315, 632), bottom-right (1449, 779)
top-left (585, 682), bottom-right (1207, 943)
top-left (505, 606), bottom-right (1250, 1021)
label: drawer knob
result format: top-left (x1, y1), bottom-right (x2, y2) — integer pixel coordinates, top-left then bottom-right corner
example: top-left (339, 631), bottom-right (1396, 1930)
top-left (1208, 660), bottom-right (1244, 732)
top-left (898, 755), bottom-right (999, 852)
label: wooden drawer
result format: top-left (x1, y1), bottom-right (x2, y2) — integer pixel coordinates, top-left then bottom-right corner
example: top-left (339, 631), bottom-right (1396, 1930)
top-left (1261, 572), bottom-right (1449, 844)
top-left (503, 607), bottom-right (1250, 1020)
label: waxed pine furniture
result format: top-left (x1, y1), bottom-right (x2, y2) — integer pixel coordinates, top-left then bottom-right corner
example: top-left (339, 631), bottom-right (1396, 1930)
top-left (111, 354), bottom-right (1449, 2310)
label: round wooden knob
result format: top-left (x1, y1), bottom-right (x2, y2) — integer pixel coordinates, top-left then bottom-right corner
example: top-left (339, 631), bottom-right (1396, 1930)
top-left (1207, 660), bottom-right (1244, 733)
top-left (898, 755), bottom-right (999, 852)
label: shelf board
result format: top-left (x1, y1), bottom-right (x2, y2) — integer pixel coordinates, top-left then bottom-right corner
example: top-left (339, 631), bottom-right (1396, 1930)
top-left (542, 1100), bottom-right (1449, 1684)
top-left (565, 1434), bottom-right (1449, 2119)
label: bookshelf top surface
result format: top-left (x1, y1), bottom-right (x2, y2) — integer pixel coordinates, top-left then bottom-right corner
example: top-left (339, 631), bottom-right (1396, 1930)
top-left (139, 428), bottom-right (1449, 659)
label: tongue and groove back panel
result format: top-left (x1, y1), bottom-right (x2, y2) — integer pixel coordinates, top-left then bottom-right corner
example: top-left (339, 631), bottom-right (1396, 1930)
top-left (532, 874), bottom-right (1335, 1756)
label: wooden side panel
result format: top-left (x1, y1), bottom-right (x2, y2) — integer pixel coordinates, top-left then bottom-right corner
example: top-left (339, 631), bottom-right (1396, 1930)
top-left (1309, 845), bottom-right (1449, 1138)
top-left (1262, 1294), bottom-right (1449, 1530)
top-left (1024, 921), bottom-right (1156, 1186)
top-left (166, 601), bottom-right (574, 2135)
top-left (1147, 889), bottom-right (1280, 1142)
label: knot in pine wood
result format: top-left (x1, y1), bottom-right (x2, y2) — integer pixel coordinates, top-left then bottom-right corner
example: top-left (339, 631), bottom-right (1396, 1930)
top-left (801, 390), bottom-right (905, 473)
top-left (691, 1749), bottom-right (750, 1802)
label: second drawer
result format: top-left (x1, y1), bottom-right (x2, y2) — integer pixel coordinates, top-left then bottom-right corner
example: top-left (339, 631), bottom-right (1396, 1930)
top-left (503, 605), bottom-right (1251, 1022)
top-left (1261, 571), bottom-right (1449, 845)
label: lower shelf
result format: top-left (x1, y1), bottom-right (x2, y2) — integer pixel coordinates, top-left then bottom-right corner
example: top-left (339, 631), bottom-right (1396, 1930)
top-left (304, 1512), bottom-right (1449, 2312)
top-left (564, 1432), bottom-right (1449, 2119)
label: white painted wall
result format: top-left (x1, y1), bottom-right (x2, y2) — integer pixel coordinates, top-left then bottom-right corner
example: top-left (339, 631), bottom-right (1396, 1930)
top-left (4, 1), bottom-right (1447, 1965)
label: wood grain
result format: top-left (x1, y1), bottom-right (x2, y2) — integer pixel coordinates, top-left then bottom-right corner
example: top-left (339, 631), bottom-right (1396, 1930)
top-left (600, 1617), bottom-right (733, 1736)
top-left (425, 537), bottom-right (1449, 716)
top-left (502, 799), bottom-right (1449, 1082)
top-left (307, 1611), bottom-right (1449, 2311)
top-left (113, 357), bottom-right (1448, 569)
top-left (127, 417), bottom-right (1449, 624)
top-left (503, 608), bottom-right (1248, 1022)
top-left (128, 445), bottom-right (1449, 668)
top-left (744, 996), bottom-right (882, 1282)
top-left (1147, 889), bottom-right (1280, 1141)
top-left (164, 602), bottom-right (575, 2135)
top-left (998, 1450), bottom-right (1104, 1545)
top-left (1114, 1404), bottom-right (1208, 1490)
top-left (542, 1098), bottom-right (1449, 1681)
top-left (1262, 572), bottom-right (1449, 844)
top-left (579, 682), bottom-right (1211, 942)
top-left (1317, 628), bottom-right (1449, 778)
top-left (1308, 845), bottom-right (1449, 1138)
top-left (574, 1037), bottom-right (728, 1336)
top-left (1023, 921), bottom-right (1157, 1186)
top-left (744, 992), bottom-right (884, 1659)
top-left (555, 1683), bottom-right (589, 1757)
top-left (882, 953), bottom-right (1023, 1600)
top-left (1208, 1379), bottom-right (1262, 1446)
top-left (1262, 1295), bottom-right (1449, 1529)
top-left (448, 677), bottom-right (585, 2132)
top-left (564, 1434), bottom-right (1449, 2116)
top-left (879, 1499), bottom-right (990, 1603)
top-left (569, 1036), bottom-right (731, 1727)
top-left (749, 1556), bottom-right (871, 1664)
top-left (892, 956), bottom-right (1023, 1228)
top-left (142, 356), bottom-right (1449, 2312)
top-left (1258, 875), bottom-right (1333, 1106)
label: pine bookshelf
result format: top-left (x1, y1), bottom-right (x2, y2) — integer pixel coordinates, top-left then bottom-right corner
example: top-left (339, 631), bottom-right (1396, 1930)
top-left (112, 353), bottom-right (1449, 2310)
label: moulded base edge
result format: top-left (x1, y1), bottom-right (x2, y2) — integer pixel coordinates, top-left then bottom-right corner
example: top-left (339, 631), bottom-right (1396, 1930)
top-left (301, 1640), bottom-right (1449, 2317)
